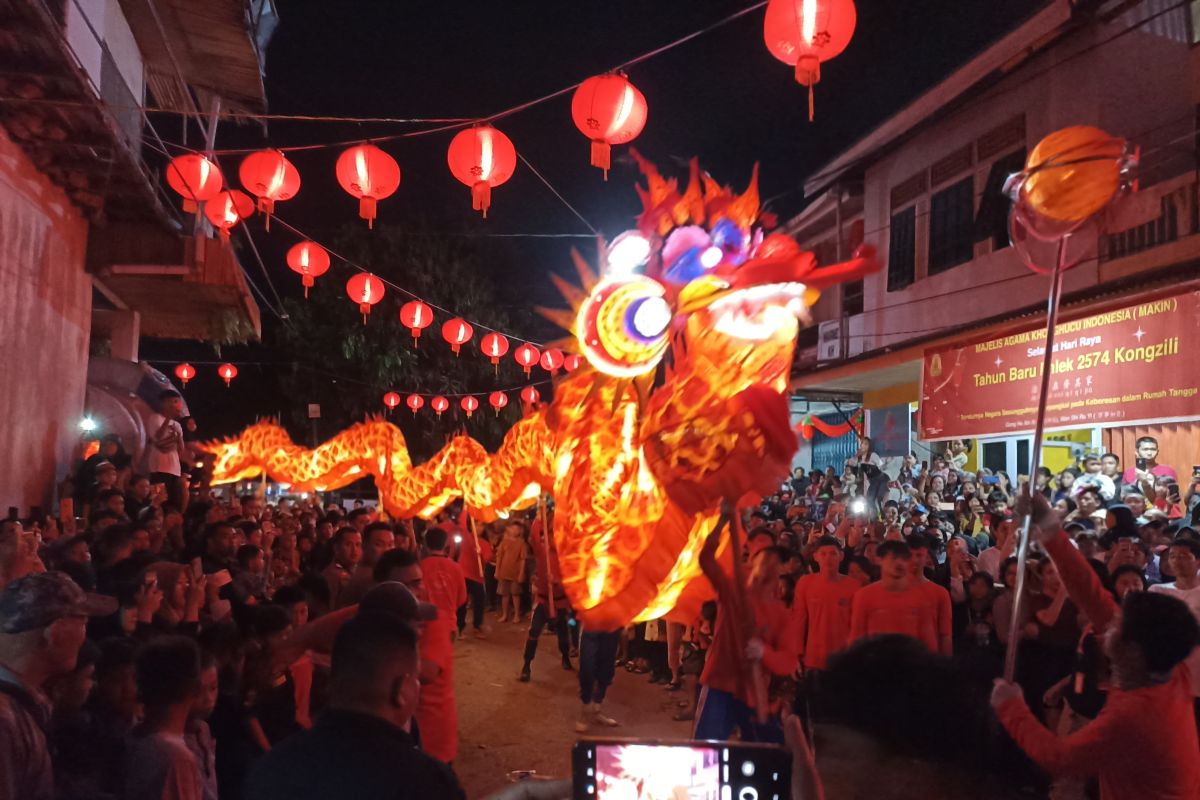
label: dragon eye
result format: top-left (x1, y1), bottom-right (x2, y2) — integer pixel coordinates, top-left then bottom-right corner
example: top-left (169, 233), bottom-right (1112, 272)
top-left (576, 276), bottom-right (671, 378)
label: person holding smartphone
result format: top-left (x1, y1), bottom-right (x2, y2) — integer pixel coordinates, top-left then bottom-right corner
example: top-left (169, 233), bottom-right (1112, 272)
top-left (1121, 436), bottom-right (1178, 496)
top-left (146, 390), bottom-right (187, 512)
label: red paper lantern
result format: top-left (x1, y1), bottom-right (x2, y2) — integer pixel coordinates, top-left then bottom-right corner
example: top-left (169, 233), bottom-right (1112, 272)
top-left (406, 394), bottom-right (425, 415)
top-left (571, 73), bottom-right (648, 178)
top-left (520, 385), bottom-right (540, 405)
top-left (539, 347), bottom-right (565, 373)
top-left (441, 318), bottom-right (474, 356)
top-left (399, 300), bottom-right (433, 344)
top-left (447, 125), bottom-right (516, 218)
top-left (346, 273), bottom-right (386, 323)
top-left (383, 391), bottom-right (401, 411)
top-left (479, 332), bottom-right (509, 367)
top-left (238, 149), bottom-right (300, 228)
top-left (488, 391), bottom-right (509, 415)
top-left (513, 343), bottom-right (540, 376)
top-left (217, 363), bottom-right (237, 387)
top-left (203, 189), bottom-right (254, 239)
top-left (460, 396), bottom-right (479, 418)
top-left (764, 0), bottom-right (857, 120)
top-left (335, 144), bottom-right (401, 228)
top-left (174, 363), bottom-right (196, 386)
top-left (431, 396), bottom-right (450, 416)
top-left (166, 154), bottom-right (223, 212)
top-left (286, 242), bottom-right (331, 298)
top-left (564, 353), bottom-right (583, 373)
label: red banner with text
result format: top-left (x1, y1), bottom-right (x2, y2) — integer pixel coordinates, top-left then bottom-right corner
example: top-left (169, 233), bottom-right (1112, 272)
top-left (919, 288), bottom-right (1200, 441)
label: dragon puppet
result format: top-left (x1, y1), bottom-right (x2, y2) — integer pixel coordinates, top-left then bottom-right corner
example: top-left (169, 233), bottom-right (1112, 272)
top-left (205, 154), bottom-right (880, 628)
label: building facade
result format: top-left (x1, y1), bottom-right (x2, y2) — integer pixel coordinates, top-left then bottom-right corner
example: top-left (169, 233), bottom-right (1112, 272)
top-left (787, 0), bottom-right (1200, 479)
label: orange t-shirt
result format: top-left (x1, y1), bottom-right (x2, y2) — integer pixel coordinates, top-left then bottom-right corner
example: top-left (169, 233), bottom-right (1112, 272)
top-left (849, 580), bottom-right (951, 654)
top-left (421, 555), bottom-right (467, 623)
top-left (700, 593), bottom-right (797, 707)
top-left (416, 616), bottom-right (457, 763)
top-left (792, 574), bottom-right (860, 670)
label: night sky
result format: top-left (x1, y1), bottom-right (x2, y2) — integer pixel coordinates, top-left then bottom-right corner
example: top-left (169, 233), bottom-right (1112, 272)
top-left (142, 0), bottom-right (1046, 438)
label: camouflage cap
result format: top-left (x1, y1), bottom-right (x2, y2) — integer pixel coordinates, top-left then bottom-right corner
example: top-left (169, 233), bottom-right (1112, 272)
top-left (358, 581), bottom-right (438, 623)
top-left (0, 571), bottom-right (117, 633)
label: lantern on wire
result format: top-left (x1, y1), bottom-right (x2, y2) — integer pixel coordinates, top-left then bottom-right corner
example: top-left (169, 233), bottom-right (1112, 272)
top-left (335, 144), bottom-right (401, 228)
top-left (238, 149), bottom-right (300, 229)
top-left (431, 396), bottom-right (450, 417)
top-left (217, 363), bottom-right (238, 387)
top-left (382, 391), bottom-right (401, 412)
top-left (345, 273), bottom-right (386, 324)
top-left (441, 318), bottom-right (474, 356)
top-left (539, 347), bottom-right (565, 374)
top-left (513, 343), bottom-right (540, 376)
top-left (204, 190), bottom-right (255, 239)
top-left (460, 396), bottom-right (479, 418)
top-left (488, 391), bottom-right (508, 416)
top-left (570, 73), bottom-right (648, 179)
top-left (564, 353), bottom-right (583, 373)
top-left (406, 394), bottom-right (425, 415)
top-left (286, 241), bottom-right (331, 298)
top-left (520, 385), bottom-right (540, 405)
top-left (479, 332), bottom-right (509, 373)
top-left (763, 0), bottom-right (858, 120)
top-left (446, 125), bottom-right (516, 218)
top-left (174, 363), bottom-right (196, 386)
top-left (399, 300), bottom-right (433, 345)
top-left (165, 154), bottom-right (223, 212)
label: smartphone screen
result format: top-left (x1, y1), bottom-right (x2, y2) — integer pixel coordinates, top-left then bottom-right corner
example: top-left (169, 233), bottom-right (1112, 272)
top-left (573, 739), bottom-right (790, 800)
top-left (1136, 457), bottom-right (1148, 471)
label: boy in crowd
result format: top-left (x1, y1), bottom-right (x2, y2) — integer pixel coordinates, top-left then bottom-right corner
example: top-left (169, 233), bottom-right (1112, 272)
top-left (147, 390), bottom-right (188, 511)
top-left (416, 529), bottom-right (465, 764)
top-left (792, 536), bottom-right (859, 675)
top-left (850, 540), bottom-right (950, 656)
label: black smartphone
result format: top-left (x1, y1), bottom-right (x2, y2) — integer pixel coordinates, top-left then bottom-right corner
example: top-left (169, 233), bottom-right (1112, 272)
top-left (572, 738), bottom-right (791, 800)
top-left (1136, 457), bottom-right (1148, 471)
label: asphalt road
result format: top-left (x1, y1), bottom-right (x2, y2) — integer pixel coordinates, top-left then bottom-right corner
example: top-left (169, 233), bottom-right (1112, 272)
top-left (451, 611), bottom-right (692, 799)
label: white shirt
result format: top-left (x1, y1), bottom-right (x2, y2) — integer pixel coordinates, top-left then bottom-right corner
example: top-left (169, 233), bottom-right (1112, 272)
top-left (1149, 580), bottom-right (1200, 696)
top-left (146, 413), bottom-right (183, 477)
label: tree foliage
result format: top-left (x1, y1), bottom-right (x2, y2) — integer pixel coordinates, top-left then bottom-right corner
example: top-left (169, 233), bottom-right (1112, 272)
top-left (275, 224), bottom-right (538, 459)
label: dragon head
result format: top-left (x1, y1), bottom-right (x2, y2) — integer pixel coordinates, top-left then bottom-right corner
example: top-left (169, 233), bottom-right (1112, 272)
top-left (202, 420), bottom-right (294, 486)
top-left (551, 154), bottom-right (878, 389)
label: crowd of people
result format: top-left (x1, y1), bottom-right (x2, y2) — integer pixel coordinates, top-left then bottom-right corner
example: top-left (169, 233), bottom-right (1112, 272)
top-left (1, 389), bottom-right (1198, 800)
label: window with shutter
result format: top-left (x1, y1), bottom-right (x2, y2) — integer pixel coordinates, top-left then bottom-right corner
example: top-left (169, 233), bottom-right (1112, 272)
top-left (887, 207), bottom-right (916, 292)
top-left (929, 176), bottom-right (975, 274)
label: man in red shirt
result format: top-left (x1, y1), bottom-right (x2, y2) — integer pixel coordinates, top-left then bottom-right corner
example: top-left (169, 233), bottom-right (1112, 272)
top-left (992, 490), bottom-right (1199, 800)
top-left (906, 536), bottom-right (954, 657)
top-left (518, 514), bottom-right (572, 682)
top-left (849, 540), bottom-right (951, 656)
top-left (793, 536), bottom-right (860, 673)
top-left (416, 528), bottom-right (466, 764)
top-left (454, 515), bottom-right (489, 639)
top-left (694, 509), bottom-right (798, 743)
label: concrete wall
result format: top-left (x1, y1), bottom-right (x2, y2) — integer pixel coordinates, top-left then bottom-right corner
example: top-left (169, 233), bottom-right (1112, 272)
top-left (847, 6), bottom-right (1198, 357)
top-left (64, 0), bottom-right (144, 103)
top-left (0, 128), bottom-right (91, 513)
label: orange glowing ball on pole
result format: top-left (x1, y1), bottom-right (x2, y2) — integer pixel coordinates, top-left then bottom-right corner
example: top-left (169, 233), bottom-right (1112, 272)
top-left (479, 332), bottom-right (510, 366)
top-left (441, 318), bottom-right (474, 356)
top-left (571, 73), bottom-right (648, 178)
top-left (286, 242), bottom-right (331, 298)
top-left (539, 348), bottom-right (565, 374)
top-left (488, 391), bottom-right (508, 415)
top-left (346, 273), bottom-right (386, 323)
top-left (764, 0), bottom-right (857, 120)
top-left (406, 394), bottom-right (425, 415)
top-left (431, 396), bottom-right (450, 417)
top-left (447, 125), bottom-right (516, 218)
top-left (175, 363), bottom-right (196, 386)
top-left (204, 190), bottom-right (255, 240)
top-left (398, 300), bottom-right (433, 345)
top-left (460, 396), bottom-right (480, 418)
top-left (166, 154), bottom-right (223, 212)
top-left (383, 391), bottom-right (401, 411)
top-left (513, 343), bottom-right (540, 376)
top-left (335, 144), bottom-right (401, 228)
top-left (217, 363), bottom-right (237, 387)
top-left (238, 149), bottom-right (300, 228)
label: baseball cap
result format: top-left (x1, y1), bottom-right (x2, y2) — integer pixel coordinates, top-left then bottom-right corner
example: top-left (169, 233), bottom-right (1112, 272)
top-left (358, 581), bottom-right (437, 623)
top-left (94, 461), bottom-right (116, 472)
top-left (0, 571), bottom-right (117, 634)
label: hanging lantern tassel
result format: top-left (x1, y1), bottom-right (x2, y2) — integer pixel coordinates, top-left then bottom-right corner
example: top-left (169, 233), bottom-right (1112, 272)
top-left (471, 182), bottom-right (491, 219)
top-left (302, 275), bottom-right (314, 299)
top-left (796, 56), bottom-right (820, 121)
top-left (591, 140), bottom-right (611, 179)
top-left (360, 197), bottom-right (377, 230)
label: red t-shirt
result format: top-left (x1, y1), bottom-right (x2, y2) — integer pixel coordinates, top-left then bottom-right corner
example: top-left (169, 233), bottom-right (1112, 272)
top-left (456, 520), bottom-right (487, 583)
top-left (700, 592), bottom-right (797, 707)
top-left (792, 574), bottom-right (860, 670)
top-left (421, 555), bottom-right (467, 623)
top-left (416, 616), bottom-right (458, 763)
top-left (849, 580), bottom-right (951, 654)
